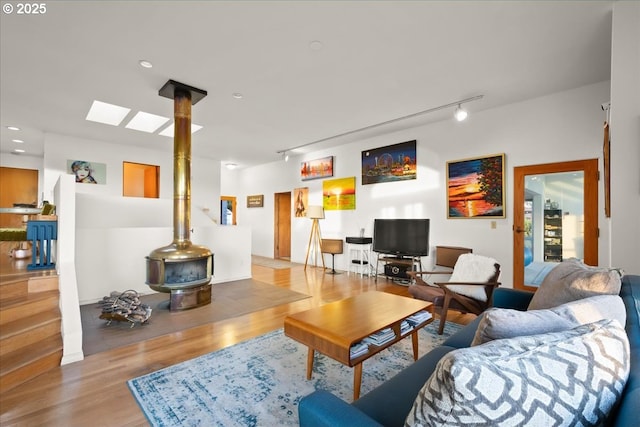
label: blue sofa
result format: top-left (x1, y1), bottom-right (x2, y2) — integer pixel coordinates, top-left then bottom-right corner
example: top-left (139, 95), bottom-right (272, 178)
top-left (299, 274), bottom-right (640, 427)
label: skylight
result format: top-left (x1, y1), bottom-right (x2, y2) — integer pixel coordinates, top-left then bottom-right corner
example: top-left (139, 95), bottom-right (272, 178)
top-left (125, 111), bottom-right (170, 133)
top-left (85, 100), bottom-right (204, 136)
top-left (85, 100), bottom-right (131, 126)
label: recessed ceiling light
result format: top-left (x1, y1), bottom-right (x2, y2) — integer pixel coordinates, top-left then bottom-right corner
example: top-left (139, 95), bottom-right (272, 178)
top-left (12, 139), bottom-right (24, 143)
top-left (159, 123), bottom-right (204, 137)
top-left (309, 40), bottom-right (324, 51)
top-left (139, 60), bottom-right (153, 68)
top-left (125, 111), bottom-right (170, 133)
top-left (232, 93), bottom-right (243, 99)
top-left (86, 100), bottom-right (131, 126)
top-left (7, 126), bottom-right (20, 131)
top-left (13, 148), bottom-right (25, 153)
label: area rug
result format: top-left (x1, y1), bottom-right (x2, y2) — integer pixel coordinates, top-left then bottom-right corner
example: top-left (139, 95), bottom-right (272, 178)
top-left (128, 322), bottom-right (462, 426)
top-left (81, 279), bottom-right (309, 355)
top-left (251, 255), bottom-right (300, 269)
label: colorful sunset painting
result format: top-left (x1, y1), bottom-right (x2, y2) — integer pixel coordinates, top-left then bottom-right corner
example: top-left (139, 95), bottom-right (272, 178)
top-left (447, 154), bottom-right (505, 218)
top-left (323, 177), bottom-right (356, 210)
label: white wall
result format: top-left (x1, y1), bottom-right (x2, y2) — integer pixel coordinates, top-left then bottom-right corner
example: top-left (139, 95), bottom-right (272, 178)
top-left (42, 133), bottom-right (222, 220)
top-left (224, 81), bottom-right (613, 287)
top-left (41, 132), bottom-right (252, 304)
top-left (610, 1), bottom-right (640, 275)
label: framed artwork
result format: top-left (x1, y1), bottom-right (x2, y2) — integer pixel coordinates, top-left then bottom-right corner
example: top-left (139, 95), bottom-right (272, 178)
top-left (67, 159), bottom-right (106, 184)
top-left (301, 156), bottom-right (333, 181)
top-left (361, 140), bottom-right (417, 185)
top-left (247, 195), bottom-right (264, 208)
top-left (293, 187), bottom-right (308, 218)
top-left (323, 177), bottom-right (356, 211)
top-left (447, 153), bottom-right (505, 218)
top-left (603, 121), bottom-right (610, 218)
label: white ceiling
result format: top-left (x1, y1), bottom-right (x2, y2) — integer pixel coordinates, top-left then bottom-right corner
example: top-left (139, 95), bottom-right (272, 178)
top-left (0, 1), bottom-right (613, 168)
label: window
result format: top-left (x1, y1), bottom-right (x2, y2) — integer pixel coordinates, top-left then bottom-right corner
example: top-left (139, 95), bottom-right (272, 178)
top-left (123, 162), bottom-right (159, 198)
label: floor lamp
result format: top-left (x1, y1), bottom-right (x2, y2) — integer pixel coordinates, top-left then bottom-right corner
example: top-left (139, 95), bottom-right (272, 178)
top-left (304, 205), bottom-right (325, 270)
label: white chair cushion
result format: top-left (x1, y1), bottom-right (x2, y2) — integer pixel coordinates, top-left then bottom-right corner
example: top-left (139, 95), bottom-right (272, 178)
top-left (446, 253), bottom-right (498, 302)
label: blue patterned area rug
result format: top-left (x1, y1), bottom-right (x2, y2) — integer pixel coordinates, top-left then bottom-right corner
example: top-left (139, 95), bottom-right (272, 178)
top-left (128, 322), bottom-right (462, 427)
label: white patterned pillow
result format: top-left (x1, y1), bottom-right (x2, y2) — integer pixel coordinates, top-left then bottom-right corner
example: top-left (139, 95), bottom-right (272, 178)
top-left (405, 319), bottom-right (630, 427)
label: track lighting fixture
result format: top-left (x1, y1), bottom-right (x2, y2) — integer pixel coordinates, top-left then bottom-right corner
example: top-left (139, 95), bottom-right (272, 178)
top-left (282, 151), bottom-right (289, 162)
top-left (454, 104), bottom-right (468, 121)
top-left (275, 95), bottom-right (483, 157)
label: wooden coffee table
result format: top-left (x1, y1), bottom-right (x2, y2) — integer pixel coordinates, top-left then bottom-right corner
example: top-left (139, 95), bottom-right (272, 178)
top-left (284, 291), bottom-right (432, 399)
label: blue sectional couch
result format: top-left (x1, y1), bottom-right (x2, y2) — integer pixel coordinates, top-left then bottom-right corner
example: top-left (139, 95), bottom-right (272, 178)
top-left (299, 274), bottom-right (640, 427)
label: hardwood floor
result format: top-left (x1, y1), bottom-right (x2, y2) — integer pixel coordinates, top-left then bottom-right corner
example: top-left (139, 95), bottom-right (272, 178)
top-left (0, 263), bottom-right (474, 426)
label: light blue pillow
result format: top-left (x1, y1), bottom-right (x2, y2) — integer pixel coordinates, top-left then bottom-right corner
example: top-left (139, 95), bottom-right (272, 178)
top-left (471, 294), bottom-right (626, 346)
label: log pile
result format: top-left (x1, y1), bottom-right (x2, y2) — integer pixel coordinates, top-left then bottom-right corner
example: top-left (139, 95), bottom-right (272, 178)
top-left (98, 290), bottom-right (152, 327)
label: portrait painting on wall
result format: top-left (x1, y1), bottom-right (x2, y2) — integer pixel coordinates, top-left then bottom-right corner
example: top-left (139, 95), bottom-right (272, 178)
top-left (293, 187), bottom-right (309, 217)
top-left (301, 156), bottom-right (333, 181)
top-left (446, 153), bottom-right (505, 218)
top-left (67, 159), bottom-right (106, 184)
top-left (323, 177), bottom-right (356, 211)
top-left (361, 140), bottom-right (417, 185)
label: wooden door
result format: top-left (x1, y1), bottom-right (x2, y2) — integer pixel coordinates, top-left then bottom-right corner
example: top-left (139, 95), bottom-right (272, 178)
top-left (513, 159), bottom-right (598, 291)
top-left (0, 167), bottom-right (38, 228)
top-left (274, 192), bottom-right (291, 259)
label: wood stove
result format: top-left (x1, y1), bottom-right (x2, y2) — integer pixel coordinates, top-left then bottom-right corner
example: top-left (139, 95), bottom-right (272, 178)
top-left (145, 80), bottom-right (213, 311)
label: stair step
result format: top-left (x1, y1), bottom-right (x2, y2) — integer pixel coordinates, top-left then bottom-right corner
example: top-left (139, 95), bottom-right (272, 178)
top-left (0, 278), bottom-right (29, 303)
top-left (0, 290), bottom-right (59, 326)
top-left (0, 308), bottom-right (61, 357)
top-left (0, 334), bottom-right (62, 394)
top-left (28, 275), bottom-right (59, 293)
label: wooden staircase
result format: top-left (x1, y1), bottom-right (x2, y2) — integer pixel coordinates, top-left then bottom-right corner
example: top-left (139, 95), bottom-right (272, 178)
top-left (0, 274), bottom-right (62, 394)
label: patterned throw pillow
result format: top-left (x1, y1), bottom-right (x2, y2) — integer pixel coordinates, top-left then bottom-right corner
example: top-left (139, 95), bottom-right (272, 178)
top-left (471, 294), bottom-right (626, 346)
top-left (405, 319), bottom-right (630, 427)
top-left (528, 258), bottom-right (623, 310)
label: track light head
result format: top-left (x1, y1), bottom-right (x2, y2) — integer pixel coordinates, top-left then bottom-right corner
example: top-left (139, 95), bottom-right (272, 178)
top-left (283, 152), bottom-right (289, 162)
top-left (454, 104), bottom-right (468, 121)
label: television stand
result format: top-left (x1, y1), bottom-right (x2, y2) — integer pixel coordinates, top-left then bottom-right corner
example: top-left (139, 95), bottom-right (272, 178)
top-left (375, 254), bottom-right (423, 283)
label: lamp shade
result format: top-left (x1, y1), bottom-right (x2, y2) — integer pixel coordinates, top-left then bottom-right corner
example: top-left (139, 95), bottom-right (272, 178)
top-left (307, 205), bottom-right (324, 219)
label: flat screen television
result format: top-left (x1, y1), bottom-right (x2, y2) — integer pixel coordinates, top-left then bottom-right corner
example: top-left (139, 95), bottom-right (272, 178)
top-left (373, 218), bottom-right (430, 257)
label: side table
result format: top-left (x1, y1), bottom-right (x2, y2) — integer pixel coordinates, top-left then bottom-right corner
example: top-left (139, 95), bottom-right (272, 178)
top-left (345, 236), bottom-right (373, 277)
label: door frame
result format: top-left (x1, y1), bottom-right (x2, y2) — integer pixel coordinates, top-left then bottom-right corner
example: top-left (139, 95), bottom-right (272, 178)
top-left (274, 192), bottom-right (291, 259)
top-left (220, 196), bottom-right (237, 225)
top-left (513, 159), bottom-right (598, 291)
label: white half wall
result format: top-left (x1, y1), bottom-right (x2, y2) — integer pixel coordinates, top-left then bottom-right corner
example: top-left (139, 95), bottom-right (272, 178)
top-left (75, 194), bottom-right (251, 304)
top-left (55, 174), bottom-right (84, 365)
